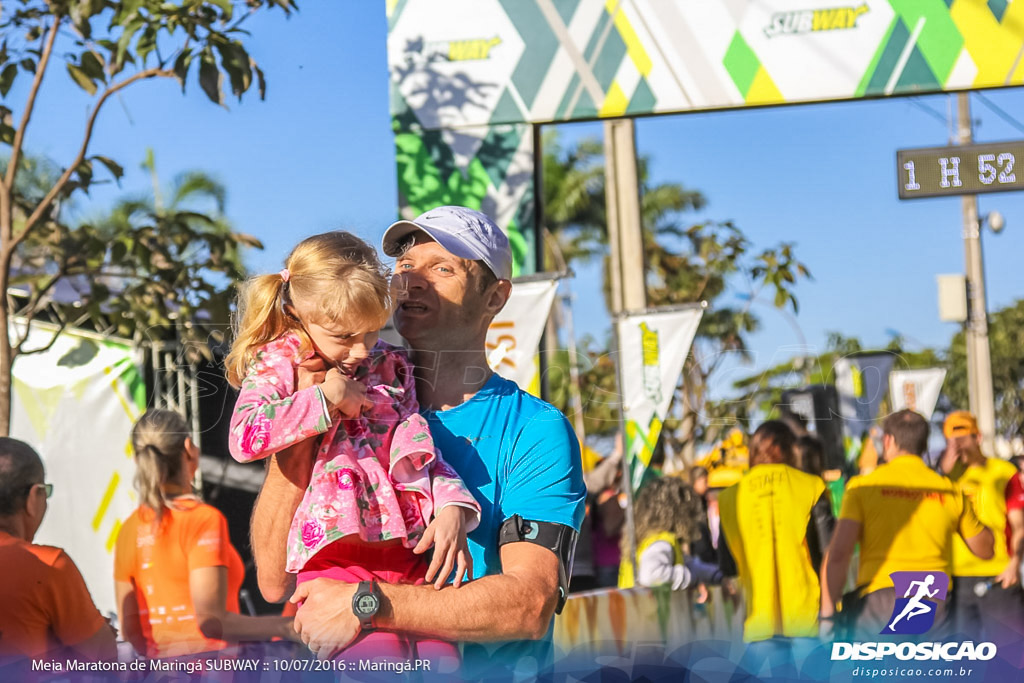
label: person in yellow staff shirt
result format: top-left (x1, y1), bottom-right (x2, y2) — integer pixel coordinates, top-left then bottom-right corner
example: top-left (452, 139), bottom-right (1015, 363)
top-left (718, 420), bottom-right (835, 679)
top-left (937, 410), bottom-right (1024, 641)
top-left (821, 410), bottom-right (993, 640)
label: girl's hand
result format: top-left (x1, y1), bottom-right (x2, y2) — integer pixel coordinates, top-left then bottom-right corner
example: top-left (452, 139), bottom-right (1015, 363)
top-left (296, 356), bottom-right (328, 390)
top-left (320, 368), bottom-right (372, 417)
top-left (413, 506), bottom-right (474, 590)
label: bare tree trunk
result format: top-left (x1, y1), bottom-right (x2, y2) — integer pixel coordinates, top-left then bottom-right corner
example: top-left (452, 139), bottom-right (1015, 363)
top-left (561, 294), bottom-right (587, 444)
top-left (677, 359), bottom-right (703, 466)
top-left (0, 245), bottom-right (13, 436)
top-left (0, 164), bottom-right (13, 435)
top-left (678, 407), bottom-right (697, 466)
top-left (544, 306), bottom-right (558, 400)
top-left (0, 303), bottom-right (11, 436)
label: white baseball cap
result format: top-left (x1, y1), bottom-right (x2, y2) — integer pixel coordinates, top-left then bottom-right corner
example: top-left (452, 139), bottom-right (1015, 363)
top-left (381, 206), bottom-right (513, 281)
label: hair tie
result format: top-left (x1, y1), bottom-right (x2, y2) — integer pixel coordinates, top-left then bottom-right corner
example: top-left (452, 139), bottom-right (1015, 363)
top-left (279, 269), bottom-right (290, 283)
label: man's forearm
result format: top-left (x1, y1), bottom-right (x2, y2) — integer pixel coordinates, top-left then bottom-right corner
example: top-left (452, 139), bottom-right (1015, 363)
top-left (821, 551), bottom-right (850, 617)
top-left (291, 541), bottom-right (562, 652)
top-left (251, 451), bottom-right (309, 602)
top-left (377, 573), bottom-right (555, 642)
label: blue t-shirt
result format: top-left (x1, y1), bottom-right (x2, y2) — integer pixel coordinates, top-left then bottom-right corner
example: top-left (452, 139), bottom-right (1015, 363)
top-left (424, 373), bottom-right (585, 676)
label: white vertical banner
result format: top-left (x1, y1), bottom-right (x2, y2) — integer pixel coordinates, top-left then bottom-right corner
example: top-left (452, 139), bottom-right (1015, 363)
top-left (616, 306), bottom-right (703, 490)
top-left (889, 368), bottom-right (947, 420)
top-left (486, 278), bottom-right (559, 392)
top-left (10, 324), bottom-right (144, 618)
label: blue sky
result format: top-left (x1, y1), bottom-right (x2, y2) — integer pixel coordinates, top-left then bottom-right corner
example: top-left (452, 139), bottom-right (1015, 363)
top-left (21, 2), bottom-right (1024, 400)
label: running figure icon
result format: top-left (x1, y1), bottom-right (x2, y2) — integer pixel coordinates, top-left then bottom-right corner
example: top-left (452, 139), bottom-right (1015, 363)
top-left (888, 574), bottom-right (939, 631)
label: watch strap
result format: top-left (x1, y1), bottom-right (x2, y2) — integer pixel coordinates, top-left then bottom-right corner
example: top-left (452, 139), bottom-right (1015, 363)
top-left (352, 580), bottom-right (380, 631)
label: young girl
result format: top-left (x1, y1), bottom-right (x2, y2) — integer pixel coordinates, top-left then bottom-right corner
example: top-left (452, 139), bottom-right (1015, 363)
top-left (225, 231), bottom-right (480, 659)
top-left (617, 475), bottom-right (724, 591)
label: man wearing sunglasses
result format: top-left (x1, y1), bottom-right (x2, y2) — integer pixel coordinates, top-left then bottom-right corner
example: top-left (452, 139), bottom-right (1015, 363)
top-left (0, 437), bottom-right (116, 662)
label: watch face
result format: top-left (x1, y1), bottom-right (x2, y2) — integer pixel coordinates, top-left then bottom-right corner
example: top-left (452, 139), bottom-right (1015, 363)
top-left (356, 593), bottom-right (379, 615)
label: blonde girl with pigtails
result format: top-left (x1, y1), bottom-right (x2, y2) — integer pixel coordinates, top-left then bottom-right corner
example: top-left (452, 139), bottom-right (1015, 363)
top-left (225, 231), bottom-right (480, 662)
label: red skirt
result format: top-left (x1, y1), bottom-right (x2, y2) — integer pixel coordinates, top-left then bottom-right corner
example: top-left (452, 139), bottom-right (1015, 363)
top-left (296, 541), bottom-right (459, 668)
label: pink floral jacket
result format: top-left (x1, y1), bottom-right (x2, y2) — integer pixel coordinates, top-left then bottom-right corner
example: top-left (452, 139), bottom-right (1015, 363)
top-left (228, 333), bottom-right (481, 572)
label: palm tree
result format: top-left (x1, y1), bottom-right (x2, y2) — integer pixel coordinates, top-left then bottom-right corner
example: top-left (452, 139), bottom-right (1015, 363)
top-left (541, 130), bottom-right (708, 304)
top-left (540, 130), bottom-right (812, 458)
top-left (541, 131), bottom-right (605, 270)
top-left (6, 150), bottom-right (260, 369)
top-left (89, 150), bottom-right (261, 353)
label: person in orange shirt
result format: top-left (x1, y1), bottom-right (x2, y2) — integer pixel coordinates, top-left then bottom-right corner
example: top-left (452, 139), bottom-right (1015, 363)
top-left (0, 438), bottom-right (115, 661)
top-left (114, 410), bottom-right (298, 659)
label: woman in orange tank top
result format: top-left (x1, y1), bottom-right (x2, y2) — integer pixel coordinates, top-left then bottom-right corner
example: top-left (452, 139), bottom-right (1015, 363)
top-left (114, 409), bottom-right (298, 659)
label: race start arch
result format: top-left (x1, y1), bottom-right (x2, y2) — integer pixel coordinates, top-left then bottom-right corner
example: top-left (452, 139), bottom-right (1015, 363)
top-left (386, 0), bottom-right (1024, 274)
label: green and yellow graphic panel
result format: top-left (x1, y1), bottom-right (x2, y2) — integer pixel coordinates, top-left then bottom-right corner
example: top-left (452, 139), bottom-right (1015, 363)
top-left (386, 1), bottom-right (1024, 275)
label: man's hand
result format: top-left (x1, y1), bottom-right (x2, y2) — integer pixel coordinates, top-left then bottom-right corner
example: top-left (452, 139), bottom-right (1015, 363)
top-left (996, 558), bottom-right (1021, 589)
top-left (938, 440), bottom-right (961, 475)
top-left (290, 579), bottom-right (360, 660)
top-left (414, 506), bottom-right (474, 589)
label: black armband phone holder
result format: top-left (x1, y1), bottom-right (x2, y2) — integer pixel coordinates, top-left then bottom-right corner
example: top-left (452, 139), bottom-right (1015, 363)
top-left (498, 515), bottom-right (578, 614)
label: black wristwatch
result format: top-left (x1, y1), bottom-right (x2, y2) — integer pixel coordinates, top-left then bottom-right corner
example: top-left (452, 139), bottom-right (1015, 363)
top-left (352, 580), bottom-right (382, 631)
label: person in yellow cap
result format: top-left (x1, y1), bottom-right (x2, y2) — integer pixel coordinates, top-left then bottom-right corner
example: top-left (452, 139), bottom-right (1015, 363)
top-left (938, 410), bottom-right (1024, 640)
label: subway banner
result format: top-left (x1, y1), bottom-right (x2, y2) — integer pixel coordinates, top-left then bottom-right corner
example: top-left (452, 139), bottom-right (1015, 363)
top-left (388, 0), bottom-right (1024, 128)
top-left (386, 0), bottom-right (1024, 273)
top-left (889, 367), bottom-right (947, 420)
top-left (10, 324), bottom-right (145, 617)
top-left (615, 306), bottom-right (702, 490)
top-left (486, 277), bottom-right (560, 393)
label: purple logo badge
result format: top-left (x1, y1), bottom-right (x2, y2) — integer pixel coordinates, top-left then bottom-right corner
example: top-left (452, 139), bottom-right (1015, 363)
top-left (883, 571), bottom-right (950, 635)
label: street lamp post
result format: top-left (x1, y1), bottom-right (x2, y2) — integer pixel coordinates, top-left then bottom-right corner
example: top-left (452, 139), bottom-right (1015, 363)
top-left (956, 93), bottom-right (997, 454)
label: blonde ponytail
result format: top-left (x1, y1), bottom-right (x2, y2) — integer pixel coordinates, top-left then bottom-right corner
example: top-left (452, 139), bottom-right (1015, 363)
top-left (131, 409), bottom-right (189, 527)
top-left (225, 273), bottom-right (301, 387)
